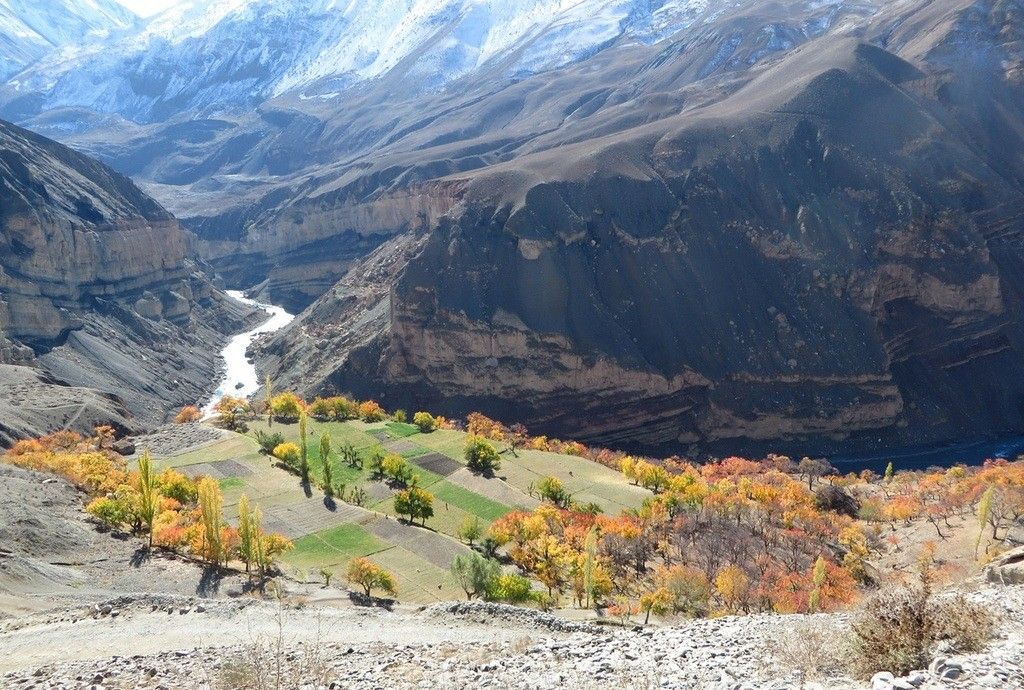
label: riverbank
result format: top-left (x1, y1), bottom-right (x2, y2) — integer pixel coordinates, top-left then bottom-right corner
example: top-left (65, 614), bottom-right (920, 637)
top-left (831, 436), bottom-right (1024, 475)
top-left (202, 290), bottom-right (294, 415)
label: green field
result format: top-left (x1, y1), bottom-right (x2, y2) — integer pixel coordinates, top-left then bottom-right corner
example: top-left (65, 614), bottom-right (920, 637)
top-left (144, 414), bottom-right (647, 602)
top-left (384, 421), bottom-right (420, 437)
top-left (431, 480), bottom-right (511, 521)
top-left (218, 476), bottom-right (245, 491)
top-left (287, 524), bottom-right (387, 568)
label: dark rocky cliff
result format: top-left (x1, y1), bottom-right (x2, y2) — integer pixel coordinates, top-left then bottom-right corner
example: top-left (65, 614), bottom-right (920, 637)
top-left (0, 119), bottom-right (254, 438)
top-left (259, 0), bottom-right (1024, 457)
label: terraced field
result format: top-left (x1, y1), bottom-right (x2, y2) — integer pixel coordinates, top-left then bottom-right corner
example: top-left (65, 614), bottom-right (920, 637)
top-left (146, 417), bottom-right (648, 603)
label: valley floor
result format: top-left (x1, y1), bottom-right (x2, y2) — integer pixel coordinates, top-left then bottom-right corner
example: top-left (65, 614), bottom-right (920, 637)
top-left (3, 424), bottom-right (1023, 689)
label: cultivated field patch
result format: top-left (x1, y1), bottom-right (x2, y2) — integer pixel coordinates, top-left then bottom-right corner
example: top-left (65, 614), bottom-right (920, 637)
top-left (408, 452), bottom-right (461, 477)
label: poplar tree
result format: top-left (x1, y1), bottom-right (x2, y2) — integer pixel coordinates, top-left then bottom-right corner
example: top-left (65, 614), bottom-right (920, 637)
top-left (198, 477), bottom-right (224, 566)
top-left (137, 449), bottom-right (157, 547)
top-left (320, 433), bottom-right (333, 496)
top-left (583, 526), bottom-right (598, 608)
top-left (976, 486), bottom-right (993, 559)
top-left (238, 494), bottom-right (255, 575)
top-left (252, 504), bottom-right (267, 577)
top-left (299, 410), bottom-right (310, 483)
top-left (809, 556), bottom-right (826, 613)
top-left (264, 374), bottom-right (274, 427)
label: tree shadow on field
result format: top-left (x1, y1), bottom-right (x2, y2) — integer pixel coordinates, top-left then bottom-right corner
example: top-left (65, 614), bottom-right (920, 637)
top-left (323, 496), bottom-right (337, 512)
top-left (197, 565), bottom-right (224, 596)
top-left (129, 546), bottom-right (150, 568)
top-left (348, 591), bottom-right (394, 611)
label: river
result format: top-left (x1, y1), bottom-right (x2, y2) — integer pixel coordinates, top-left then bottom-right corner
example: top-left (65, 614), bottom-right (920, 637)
top-left (203, 290), bottom-right (295, 415)
top-left (830, 436), bottom-right (1024, 474)
top-left (201, 291), bottom-right (1024, 471)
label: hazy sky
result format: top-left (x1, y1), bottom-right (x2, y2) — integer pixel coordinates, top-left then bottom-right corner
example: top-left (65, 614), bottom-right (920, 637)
top-left (117, 0), bottom-right (181, 17)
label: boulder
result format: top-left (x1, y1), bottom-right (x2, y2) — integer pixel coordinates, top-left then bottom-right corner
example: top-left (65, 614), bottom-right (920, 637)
top-left (984, 546), bottom-right (1024, 585)
top-left (112, 439), bottom-right (136, 456)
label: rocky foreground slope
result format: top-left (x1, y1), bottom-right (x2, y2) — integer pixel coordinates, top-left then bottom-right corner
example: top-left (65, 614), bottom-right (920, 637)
top-left (0, 119), bottom-right (255, 440)
top-left (1, 580), bottom-right (1022, 689)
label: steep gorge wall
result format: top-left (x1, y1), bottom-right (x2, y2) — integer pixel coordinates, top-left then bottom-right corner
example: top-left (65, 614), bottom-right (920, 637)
top-left (0, 119), bottom-right (256, 435)
top-left (261, 19), bottom-right (1024, 457)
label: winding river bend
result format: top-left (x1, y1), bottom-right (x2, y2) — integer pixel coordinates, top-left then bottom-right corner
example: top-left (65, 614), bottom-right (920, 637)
top-left (203, 290), bottom-right (294, 415)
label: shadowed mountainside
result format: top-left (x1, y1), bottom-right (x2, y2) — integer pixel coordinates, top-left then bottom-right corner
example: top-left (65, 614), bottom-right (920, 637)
top-left (258, 0), bottom-right (1024, 457)
top-left (0, 119), bottom-right (256, 440)
top-left (4, 0), bottom-right (1024, 456)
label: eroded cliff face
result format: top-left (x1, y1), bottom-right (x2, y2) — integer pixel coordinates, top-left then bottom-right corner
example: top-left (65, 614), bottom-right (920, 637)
top-left (261, 3), bottom-right (1024, 457)
top-left (0, 119), bottom-right (256, 436)
top-left (190, 181), bottom-right (464, 313)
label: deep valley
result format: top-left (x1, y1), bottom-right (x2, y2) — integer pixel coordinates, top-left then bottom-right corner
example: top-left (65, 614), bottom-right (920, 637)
top-left (2, 1), bottom-right (1024, 688)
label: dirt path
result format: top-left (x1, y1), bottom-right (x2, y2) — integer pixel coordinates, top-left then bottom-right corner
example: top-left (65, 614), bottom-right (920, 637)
top-left (0, 596), bottom-right (559, 674)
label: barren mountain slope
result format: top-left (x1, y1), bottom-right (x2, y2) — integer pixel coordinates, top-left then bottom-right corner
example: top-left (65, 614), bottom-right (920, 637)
top-left (5, 0), bottom-right (1024, 456)
top-left (0, 119), bottom-right (256, 440)
top-left (260, 0), bottom-right (1024, 457)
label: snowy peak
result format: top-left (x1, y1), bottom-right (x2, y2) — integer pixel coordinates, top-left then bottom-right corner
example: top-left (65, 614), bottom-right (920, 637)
top-left (0, 0), bottom-right (867, 125)
top-left (272, 0), bottom-right (711, 95)
top-left (0, 0), bottom-right (137, 79)
top-left (2, 0), bottom-right (720, 122)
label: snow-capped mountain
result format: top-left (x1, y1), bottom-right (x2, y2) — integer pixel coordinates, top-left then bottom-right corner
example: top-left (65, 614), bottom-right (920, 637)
top-left (0, 0), bottom-right (137, 80)
top-left (3, 0), bottom-right (727, 123)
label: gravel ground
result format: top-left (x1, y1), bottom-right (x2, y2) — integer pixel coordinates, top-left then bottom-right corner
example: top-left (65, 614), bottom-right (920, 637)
top-left (1, 587), bottom-right (1022, 690)
top-left (127, 424), bottom-right (229, 459)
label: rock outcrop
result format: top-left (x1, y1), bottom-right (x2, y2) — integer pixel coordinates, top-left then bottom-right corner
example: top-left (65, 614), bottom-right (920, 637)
top-left (0, 119), bottom-right (256, 440)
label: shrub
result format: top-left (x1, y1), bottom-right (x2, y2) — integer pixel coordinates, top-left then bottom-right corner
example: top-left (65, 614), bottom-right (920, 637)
top-left (358, 400), bottom-right (386, 422)
top-left (217, 601), bottom-right (330, 690)
top-left (451, 552), bottom-right (501, 600)
top-left (413, 411), bottom-right (437, 433)
top-left (458, 516), bottom-right (483, 545)
top-left (308, 398), bottom-right (333, 421)
top-left (174, 406), bottom-right (202, 424)
top-left (329, 396), bottom-right (358, 420)
top-left (640, 587), bottom-right (674, 624)
top-left (381, 454), bottom-right (413, 485)
top-left (770, 618), bottom-right (851, 681)
top-left (487, 573), bottom-right (535, 604)
top-left (658, 565), bottom-right (711, 617)
top-left (932, 594), bottom-right (997, 653)
top-left (368, 449), bottom-right (386, 478)
top-left (392, 409), bottom-right (407, 423)
top-left (465, 436), bottom-right (501, 474)
top-left (214, 396), bottom-right (251, 431)
top-left (536, 476), bottom-right (571, 508)
top-left (87, 496), bottom-right (128, 529)
top-left (7, 448), bottom-right (127, 495)
top-left (394, 486), bottom-right (434, 525)
top-left (851, 559), bottom-right (996, 677)
top-left (273, 443), bottom-right (301, 470)
top-left (340, 442), bottom-right (361, 469)
top-left (347, 558), bottom-right (397, 598)
top-left (254, 430), bottom-right (286, 456)
top-left (157, 468), bottom-right (198, 504)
